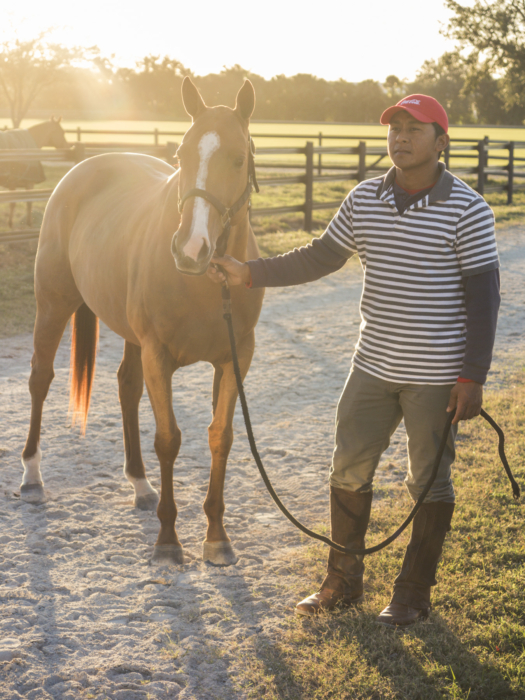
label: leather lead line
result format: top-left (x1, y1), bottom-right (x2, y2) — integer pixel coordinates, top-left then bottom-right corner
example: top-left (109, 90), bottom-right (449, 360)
top-left (221, 284), bottom-right (520, 556)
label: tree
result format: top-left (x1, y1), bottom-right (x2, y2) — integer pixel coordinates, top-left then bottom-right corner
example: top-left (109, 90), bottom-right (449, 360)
top-left (383, 75), bottom-right (405, 101)
top-left (116, 55), bottom-right (192, 118)
top-left (409, 52), bottom-right (475, 123)
top-left (445, 0), bottom-right (525, 111)
top-left (0, 31), bottom-right (88, 127)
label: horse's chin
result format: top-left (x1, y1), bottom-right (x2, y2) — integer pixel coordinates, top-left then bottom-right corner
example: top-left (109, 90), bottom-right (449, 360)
top-left (173, 254), bottom-right (211, 277)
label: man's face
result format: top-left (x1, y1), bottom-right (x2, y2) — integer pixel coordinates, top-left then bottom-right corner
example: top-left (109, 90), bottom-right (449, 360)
top-left (387, 110), bottom-right (448, 171)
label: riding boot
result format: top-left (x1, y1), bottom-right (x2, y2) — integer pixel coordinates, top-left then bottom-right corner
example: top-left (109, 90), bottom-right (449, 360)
top-left (295, 487), bottom-right (372, 616)
top-left (377, 501), bottom-right (455, 627)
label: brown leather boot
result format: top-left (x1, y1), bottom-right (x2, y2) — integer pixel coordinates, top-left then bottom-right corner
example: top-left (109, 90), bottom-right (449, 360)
top-left (296, 487), bottom-right (372, 616)
top-left (377, 501), bottom-right (455, 627)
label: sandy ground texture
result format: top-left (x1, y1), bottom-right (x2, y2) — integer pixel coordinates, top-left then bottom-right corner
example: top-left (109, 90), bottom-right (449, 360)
top-left (0, 226), bottom-right (524, 700)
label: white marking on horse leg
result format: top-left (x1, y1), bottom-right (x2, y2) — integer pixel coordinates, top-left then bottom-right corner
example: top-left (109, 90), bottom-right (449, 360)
top-left (124, 466), bottom-right (159, 510)
top-left (21, 445), bottom-right (43, 487)
top-left (127, 475), bottom-right (158, 499)
top-left (182, 131), bottom-right (221, 261)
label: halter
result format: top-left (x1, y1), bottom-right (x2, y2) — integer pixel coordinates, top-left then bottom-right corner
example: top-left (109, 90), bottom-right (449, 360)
top-left (177, 135), bottom-right (259, 257)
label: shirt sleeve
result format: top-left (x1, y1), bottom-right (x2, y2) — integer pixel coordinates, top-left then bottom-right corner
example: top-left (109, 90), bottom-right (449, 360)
top-left (247, 236), bottom-right (347, 288)
top-left (456, 197), bottom-right (499, 276)
top-left (319, 190), bottom-right (357, 258)
top-left (460, 268), bottom-right (500, 383)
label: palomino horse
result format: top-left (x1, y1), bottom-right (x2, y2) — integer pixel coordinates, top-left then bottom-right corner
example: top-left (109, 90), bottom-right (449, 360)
top-left (0, 117), bottom-right (69, 227)
top-left (21, 80), bottom-right (264, 566)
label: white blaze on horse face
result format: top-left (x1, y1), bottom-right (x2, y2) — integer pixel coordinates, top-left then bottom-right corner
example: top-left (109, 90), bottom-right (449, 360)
top-left (183, 131), bottom-right (221, 261)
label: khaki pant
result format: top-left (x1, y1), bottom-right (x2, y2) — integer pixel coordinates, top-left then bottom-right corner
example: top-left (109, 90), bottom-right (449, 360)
top-left (329, 366), bottom-right (457, 503)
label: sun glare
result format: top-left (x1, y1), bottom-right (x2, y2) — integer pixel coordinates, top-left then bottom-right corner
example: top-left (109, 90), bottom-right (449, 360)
top-left (3, 0), bottom-right (455, 83)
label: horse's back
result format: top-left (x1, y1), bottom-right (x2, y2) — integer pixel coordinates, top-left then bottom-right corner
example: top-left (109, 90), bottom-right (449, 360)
top-left (41, 152), bottom-right (175, 246)
top-left (36, 153), bottom-right (178, 343)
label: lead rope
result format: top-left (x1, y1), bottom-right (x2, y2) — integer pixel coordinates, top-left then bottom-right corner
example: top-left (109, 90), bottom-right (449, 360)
top-left (221, 284), bottom-right (520, 556)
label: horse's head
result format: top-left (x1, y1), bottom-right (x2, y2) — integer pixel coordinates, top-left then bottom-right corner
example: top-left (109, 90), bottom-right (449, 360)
top-left (48, 117), bottom-right (68, 148)
top-left (171, 78), bottom-right (255, 276)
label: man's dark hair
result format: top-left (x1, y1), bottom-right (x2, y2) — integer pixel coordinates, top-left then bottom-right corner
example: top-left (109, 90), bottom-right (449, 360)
top-left (433, 122), bottom-right (446, 159)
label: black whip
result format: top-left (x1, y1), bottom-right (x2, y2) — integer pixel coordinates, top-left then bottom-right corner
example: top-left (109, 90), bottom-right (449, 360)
top-left (221, 285), bottom-right (520, 556)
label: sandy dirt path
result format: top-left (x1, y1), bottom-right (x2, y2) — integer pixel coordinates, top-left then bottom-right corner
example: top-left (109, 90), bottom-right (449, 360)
top-left (0, 227), bottom-right (524, 700)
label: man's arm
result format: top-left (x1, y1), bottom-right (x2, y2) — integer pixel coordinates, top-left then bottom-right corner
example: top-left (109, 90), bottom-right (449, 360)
top-left (207, 237), bottom-right (347, 287)
top-left (447, 268), bottom-right (501, 424)
top-left (208, 191), bottom-right (357, 287)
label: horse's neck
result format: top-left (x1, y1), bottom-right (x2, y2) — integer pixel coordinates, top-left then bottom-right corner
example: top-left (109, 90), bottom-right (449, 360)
top-left (27, 122), bottom-right (51, 148)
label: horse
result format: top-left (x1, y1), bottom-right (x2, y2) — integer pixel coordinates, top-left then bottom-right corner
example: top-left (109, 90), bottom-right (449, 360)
top-left (0, 117), bottom-right (69, 227)
top-left (21, 79), bottom-right (265, 567)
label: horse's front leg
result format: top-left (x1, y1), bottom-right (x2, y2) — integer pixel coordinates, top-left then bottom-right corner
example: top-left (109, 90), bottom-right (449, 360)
top-left (141, 339), bottom-right (183, 565)
top-left (203, 331), bottom-right (255, 566)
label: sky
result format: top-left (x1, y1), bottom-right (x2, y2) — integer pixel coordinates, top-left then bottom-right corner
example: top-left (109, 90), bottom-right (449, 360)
top-left (5, 0), bottom-right (457, 83)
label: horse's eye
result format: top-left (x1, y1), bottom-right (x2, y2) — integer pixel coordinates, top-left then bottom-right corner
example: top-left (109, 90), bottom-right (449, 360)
top-left (234, 157), bottom-right (245, 168)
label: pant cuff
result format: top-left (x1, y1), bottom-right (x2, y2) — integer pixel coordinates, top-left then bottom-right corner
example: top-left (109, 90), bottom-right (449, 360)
top-left (391, 584), bottom-right (431, 610)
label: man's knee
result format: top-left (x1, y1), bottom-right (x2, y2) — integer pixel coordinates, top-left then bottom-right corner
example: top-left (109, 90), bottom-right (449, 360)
top-left (405, 476), bottom-right (455, 504)
top-left (329, 470), bottom-right (373, 494)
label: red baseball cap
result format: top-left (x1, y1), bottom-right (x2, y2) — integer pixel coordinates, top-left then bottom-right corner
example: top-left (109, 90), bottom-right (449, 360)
top-left (380, 94), bottom-right (448, 133)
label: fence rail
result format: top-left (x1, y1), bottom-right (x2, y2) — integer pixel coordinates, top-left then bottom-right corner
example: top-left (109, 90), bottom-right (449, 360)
top-left (1, 133), bottom-right (525, 242)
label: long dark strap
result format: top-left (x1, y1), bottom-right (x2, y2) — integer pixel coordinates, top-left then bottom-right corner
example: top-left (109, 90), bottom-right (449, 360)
top-left (221, 285), bottom-right (520, 556)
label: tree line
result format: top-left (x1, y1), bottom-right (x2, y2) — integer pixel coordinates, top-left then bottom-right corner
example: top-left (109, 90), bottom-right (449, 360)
top-left (2, 0), bottom-right (525, 127)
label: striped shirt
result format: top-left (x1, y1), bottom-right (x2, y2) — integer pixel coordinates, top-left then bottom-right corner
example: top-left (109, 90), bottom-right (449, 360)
top-left (321, 163), bottom-right (499, 384)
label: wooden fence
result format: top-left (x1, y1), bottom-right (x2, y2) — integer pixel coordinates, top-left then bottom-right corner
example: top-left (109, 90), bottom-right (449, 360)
top-left (1, 134), bottom-right (525, 243)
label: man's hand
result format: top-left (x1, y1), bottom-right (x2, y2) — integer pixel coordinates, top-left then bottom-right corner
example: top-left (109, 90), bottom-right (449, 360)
top-left (446, 381), bottom-right (483, 425)
top-left (207, 255), bottom-right (251, 286)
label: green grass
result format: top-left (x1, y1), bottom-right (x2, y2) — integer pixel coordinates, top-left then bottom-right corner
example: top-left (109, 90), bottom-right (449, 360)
top-left (230, 377), bottom-right (525, 699)
top-left (4, 117), bottom-right (525, 170)
top-left (0, 240), bottom-right (38, 337)
top-left (5, 117), bottom-right (525, 145)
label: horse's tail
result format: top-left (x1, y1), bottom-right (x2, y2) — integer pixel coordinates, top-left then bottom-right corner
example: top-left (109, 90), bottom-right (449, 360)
top-left (69, 303), bottom-right (99, 435)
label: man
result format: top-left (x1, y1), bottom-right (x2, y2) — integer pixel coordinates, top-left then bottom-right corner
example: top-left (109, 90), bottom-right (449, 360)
top-left (207, 95), bottom-right (500, 627)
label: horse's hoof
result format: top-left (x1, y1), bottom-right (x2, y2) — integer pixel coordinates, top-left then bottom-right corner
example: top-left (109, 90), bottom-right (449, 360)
top-left (203, 540), bottom-right (238, 566)
top-left (135, 493), bottom-right (159, 511)
top-left (20, 483), bottom-right (45, 504)
top-left (151, 544), bottom-right (184, 566)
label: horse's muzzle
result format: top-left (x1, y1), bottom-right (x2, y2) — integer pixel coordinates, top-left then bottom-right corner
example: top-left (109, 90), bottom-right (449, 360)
top-left (171, 230), bottom-right (212, 276)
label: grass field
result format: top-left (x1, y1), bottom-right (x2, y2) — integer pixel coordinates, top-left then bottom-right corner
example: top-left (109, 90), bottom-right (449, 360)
top-left (4, 117), bottom-right (525, 144)
top-left (3, 117), bottom-right (525, 169)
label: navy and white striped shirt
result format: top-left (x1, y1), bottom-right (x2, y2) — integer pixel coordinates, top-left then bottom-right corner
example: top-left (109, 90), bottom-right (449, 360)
top-left (321, 163), bottom-right (499, 384)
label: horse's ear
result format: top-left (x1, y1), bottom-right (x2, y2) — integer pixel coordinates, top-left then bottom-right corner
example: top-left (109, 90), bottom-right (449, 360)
top-left (182, 77), bottom-right (207, 121)
top-left (57, 116), bottom-right (62, 123)
top-left (235, 80), bottom-right (255, 122)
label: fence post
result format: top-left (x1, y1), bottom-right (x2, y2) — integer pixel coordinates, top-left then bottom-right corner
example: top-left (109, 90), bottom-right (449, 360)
top-left (165, 141), bottom-right (178, 167)
top-left (318, 132), bottom-right (322, 176)
top-left (476, 139), bottom-right (485, 196)
top-left (357, 141), bottom-right (367, 182)
top-left (444, 143), bottom-right (450, 170)
top-left (304, 141), bottom-right (314, 233)
top-left (73, 142), bottom-right (86, 163)
top-left (76, 126), bottom-right (82, 142)
top-left (507, 141), bottom-right (514, 205)
top-left (154, 128), bottom-right (159, 146)
top-left (484, 135), bottom-right (489, 185)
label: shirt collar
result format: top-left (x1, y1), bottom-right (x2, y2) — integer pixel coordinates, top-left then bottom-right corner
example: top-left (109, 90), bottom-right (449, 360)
top-left (376, 162), bottom-right (454, 206)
